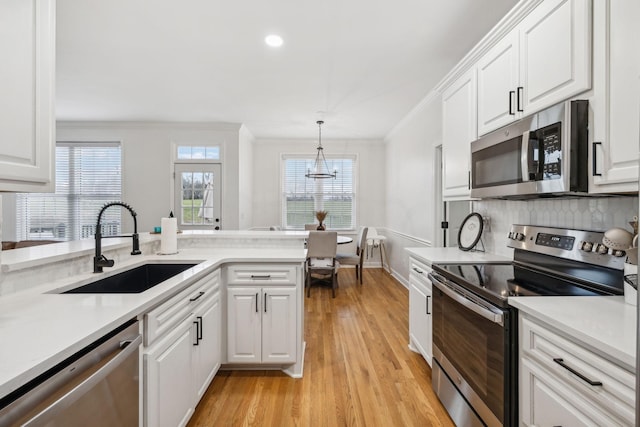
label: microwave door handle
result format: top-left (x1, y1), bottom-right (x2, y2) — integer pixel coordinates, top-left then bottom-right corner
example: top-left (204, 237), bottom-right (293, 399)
top-left (521, 131), bottom-right (531, 182)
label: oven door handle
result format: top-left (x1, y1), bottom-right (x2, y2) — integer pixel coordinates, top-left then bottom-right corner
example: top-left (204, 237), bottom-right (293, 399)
top-left (429, 273), bottom-right (504, 326)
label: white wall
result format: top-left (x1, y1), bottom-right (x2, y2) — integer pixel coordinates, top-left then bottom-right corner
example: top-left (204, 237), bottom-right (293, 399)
top-left (383, 94), bottom-right (442, 282)
top-left (251, 138), bottom-right (385, 234)
top-left (54, 122), bottom-right (242, 232)
top-left (238, 125), bottom-right (254, 230)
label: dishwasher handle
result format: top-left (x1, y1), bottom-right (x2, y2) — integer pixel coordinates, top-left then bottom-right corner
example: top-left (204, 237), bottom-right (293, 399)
top-left (24, 334), bottom-right (142, 426)
top-left (429, 272), bottom-right (504, 326)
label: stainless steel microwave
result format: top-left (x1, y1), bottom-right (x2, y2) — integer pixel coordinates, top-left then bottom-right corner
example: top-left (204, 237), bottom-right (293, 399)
top-left (470, 100), bottom-right (588, 199)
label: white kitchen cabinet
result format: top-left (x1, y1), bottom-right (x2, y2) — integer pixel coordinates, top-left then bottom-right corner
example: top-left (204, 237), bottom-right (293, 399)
top-left (477, 0), bottom-right (591, 136)
top-left (589, 0), bottom-right (640, 193)
top-left (227, 287), bottom-right (297, 364)
top-left (442, 68), bottom-right (477, 200)
top-left (144, 270), bottom-right (221, 427)
top-left (477, 31), bottom-right (520, 135)
top-left (519, 314), bottom-right (635, 426)
top-left (145, 319), bottom-right (194, 427)
top-left (0, 0), bottom-right (55, 192)
top-left (408, 257), bottom-right (432, 366)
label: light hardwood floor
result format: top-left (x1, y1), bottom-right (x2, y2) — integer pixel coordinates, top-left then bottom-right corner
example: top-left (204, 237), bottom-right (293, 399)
top-left (188, 268), bottom-right (455, 426)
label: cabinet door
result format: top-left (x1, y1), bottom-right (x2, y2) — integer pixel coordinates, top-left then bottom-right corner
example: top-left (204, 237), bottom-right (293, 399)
top-left (442, 68), bottom-right (477, 200)
top-left (409, 277), bottom-right (432, 366)
top-left (590, 0), bottom-right (640, 193)
top-left (193, 296), bottom-right (221, 400)
top-left (227, 288), bottom-right (261, 363)
top-left (262, 288), bottom-right (297, 364)
top-left (519, 0), bottom-right (591, 115)
top-left (477, 30), bottom-right (520, 135)
top-left (144, 320), bottom-right (194, 427)
top-left (0, 0), bottom-right (55, 192)
top-left (520, 358), bottom-right (619, 426)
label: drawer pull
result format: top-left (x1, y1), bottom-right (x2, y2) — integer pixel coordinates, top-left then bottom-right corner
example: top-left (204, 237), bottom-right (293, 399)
top-left (189, 291), bottom-right (205, 302)
top-left (251, 274), bottom-right (271, 280)
top-left (412, 267), bottom-right (423, 274)
top-left (553, 358), bottom-right (602, 386)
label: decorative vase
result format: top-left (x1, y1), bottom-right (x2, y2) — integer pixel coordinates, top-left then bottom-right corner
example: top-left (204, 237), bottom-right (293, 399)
top-left (317, 222), bottom-right (325, 231)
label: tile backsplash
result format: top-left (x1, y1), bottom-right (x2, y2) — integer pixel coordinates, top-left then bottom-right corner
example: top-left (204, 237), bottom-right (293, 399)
top-left (473, 196), bottom-right (639, 257)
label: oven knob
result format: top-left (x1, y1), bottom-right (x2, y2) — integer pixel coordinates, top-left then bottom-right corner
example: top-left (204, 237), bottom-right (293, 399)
top-left (596, 243), bottom-right (609, 254)
top-left (516, 233), bottom-right (525, 241)
top-left (613, 249), bottom-right (626, 257)
top-left (581, 241), bottom-right (593, 252)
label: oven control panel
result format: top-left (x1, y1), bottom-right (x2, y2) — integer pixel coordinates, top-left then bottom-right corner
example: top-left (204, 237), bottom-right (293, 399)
top-left (508, 225), bottom-right (626, 269)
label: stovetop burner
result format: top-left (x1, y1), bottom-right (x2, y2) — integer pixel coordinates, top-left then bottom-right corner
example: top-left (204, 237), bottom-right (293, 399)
top-left (432, 225), bottom-right (625, 308)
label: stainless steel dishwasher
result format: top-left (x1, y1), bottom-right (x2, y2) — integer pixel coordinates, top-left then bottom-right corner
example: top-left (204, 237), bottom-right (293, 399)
top-left (0, 319), bottom-right (141, 427)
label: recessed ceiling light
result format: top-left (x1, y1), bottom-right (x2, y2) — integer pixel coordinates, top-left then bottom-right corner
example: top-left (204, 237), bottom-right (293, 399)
top-left (265, 34), bottom-right (283, 48)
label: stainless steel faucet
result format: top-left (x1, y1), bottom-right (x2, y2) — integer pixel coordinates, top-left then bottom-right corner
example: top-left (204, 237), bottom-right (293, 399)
top-left (94, 202), bottom-right (142, 273)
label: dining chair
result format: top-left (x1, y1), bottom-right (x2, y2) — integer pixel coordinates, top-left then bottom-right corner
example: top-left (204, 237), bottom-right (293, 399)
top-left (336, 227), bottom-right (368, 285)
top-left (304, 224), bottom-right (318, 231)
top-left (305, 231), bottom-right (339, 297)
top-left (366, 227), bottom-right (387, 270)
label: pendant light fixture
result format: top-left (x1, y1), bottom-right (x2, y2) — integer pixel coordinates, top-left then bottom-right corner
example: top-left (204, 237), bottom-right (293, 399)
top-left (306, 120), bottom-right (337, 179)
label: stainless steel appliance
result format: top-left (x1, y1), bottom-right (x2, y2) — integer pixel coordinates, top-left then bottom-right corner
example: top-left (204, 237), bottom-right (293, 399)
top-left (429, 225), bottom-right (625, 427)
top-left (470, 100), bottom-right (589, 199)
top-left (0, 319), bottom-right (141, 427)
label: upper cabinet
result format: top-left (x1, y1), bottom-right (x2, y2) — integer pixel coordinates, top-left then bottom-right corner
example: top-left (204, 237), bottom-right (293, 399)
top-left (589, 0), bottom-right (640, 193)
top-left (442, 69), bottom-right (477, 200)
top-left (0, 0), bottom-right (55, 192)
top-left (477, 0), bottom-right (592, 136)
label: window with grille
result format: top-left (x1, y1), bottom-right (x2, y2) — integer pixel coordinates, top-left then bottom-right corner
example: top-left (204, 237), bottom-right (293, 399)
top-left (15, 142), bottom-right (122, 241)
top-left (282, 156), bottom-right (355, 230)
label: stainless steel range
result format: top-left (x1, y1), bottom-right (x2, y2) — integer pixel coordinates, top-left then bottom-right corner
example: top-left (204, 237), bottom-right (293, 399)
top-left (428, 225), bottom-right (625, 427)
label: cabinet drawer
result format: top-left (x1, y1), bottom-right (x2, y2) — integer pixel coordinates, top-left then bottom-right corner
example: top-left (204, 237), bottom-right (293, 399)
top-left (226, 264), bottom-right (297, 286)
top-left (521, 315), bottom-right (635, 424)
top-left (145, 270), bottom-right (220, 346)
top-left (409, 257), bottom-right (431, 288)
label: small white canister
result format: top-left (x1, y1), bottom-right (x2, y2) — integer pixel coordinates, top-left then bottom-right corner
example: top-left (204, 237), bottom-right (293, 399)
top-left (623, 263), bottom-right (637, 306)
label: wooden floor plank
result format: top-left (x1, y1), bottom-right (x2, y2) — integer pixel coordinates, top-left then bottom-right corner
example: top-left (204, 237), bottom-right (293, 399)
top-left (188, 268), bottom-right (455, 427)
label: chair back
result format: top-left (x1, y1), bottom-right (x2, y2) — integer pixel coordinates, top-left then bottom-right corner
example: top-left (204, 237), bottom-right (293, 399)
top-left (307, 231), bottom-right (337, 259)
top-left (269, 225), bottom-right (281, 231)
top-left (304, 224), bottom-right (318, 231)
top-left (356, 227), bottom-right (369, 254)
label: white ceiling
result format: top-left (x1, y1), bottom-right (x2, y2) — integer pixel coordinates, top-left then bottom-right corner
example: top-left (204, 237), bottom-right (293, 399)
top-left (56, 0), bottom-right (517, 139)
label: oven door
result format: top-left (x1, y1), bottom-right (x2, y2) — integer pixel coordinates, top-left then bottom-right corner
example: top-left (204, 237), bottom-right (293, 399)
top-left (430, 273), bottom-right (511, 427)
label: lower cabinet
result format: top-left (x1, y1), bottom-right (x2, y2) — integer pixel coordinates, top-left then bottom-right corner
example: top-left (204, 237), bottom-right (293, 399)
top-left (143, 270), bottom-right (221, 427)
top-left (519, 314), bottom-right (635, 426)
top-left (227, 287), bottom-right (297, 364)
top-left (408, 257), bottom-right (432, 366)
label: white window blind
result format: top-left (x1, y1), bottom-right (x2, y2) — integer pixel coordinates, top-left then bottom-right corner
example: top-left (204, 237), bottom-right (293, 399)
top-left (16, 142), bottom-right (122, 241)
top-left (282, 157), bottom-right (355, 230)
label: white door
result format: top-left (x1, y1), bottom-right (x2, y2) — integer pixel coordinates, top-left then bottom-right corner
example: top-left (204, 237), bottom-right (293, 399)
top-left (174, 163), bottom-right (222, 230)
top-left (477, 30), bottom-right (520, 135)
top-left (518, 0), bottom-right (591, 115)
top-left (442, 68), bottom-right (477, 200)
top-left (227, 287), bottom-right (261, 363)
top-left (261, 288), bottom-right (297, 364)
top-left (144, 320), bottom-right (194, 427)
top-left (193, 297), bottom-right (220, 400)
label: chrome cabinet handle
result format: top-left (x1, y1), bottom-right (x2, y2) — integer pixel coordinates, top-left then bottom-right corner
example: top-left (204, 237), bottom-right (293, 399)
top-left (553, 358), bottom-right (602, 386)
top-left (426, 295), bottom-right (431, 315)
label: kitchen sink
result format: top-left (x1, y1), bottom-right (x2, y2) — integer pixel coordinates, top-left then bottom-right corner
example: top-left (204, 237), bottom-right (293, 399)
top-left (63, 263), bottom-right (198, 294)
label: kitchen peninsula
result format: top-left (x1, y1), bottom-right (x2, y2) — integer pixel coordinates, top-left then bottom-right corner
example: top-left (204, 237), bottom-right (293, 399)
top-left (0, 231), bottom-right (307, 425)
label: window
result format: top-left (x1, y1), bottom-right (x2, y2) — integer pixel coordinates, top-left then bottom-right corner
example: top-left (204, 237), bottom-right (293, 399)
top-left (16, 142), bottom-right (122, 241)
top-left (282, 156), bottom-right (355, 230)
top-left (177, 145), bottom-right (220, 160)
